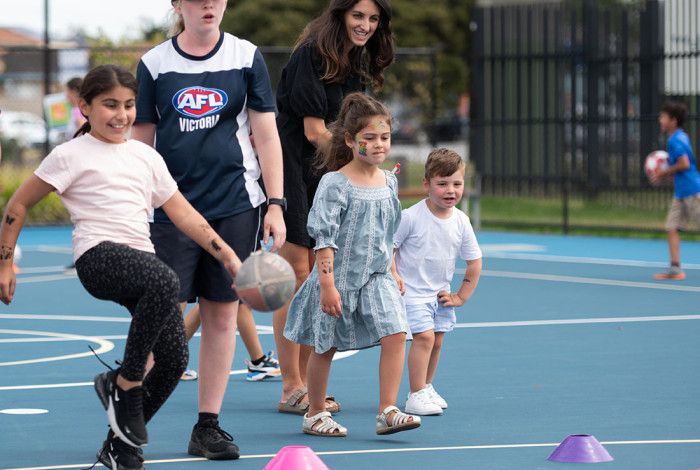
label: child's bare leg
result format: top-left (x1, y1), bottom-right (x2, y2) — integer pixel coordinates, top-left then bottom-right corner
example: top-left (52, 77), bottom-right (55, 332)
top-left (426, 332), bottom-right (445, 385)
top-left (306, 348), bottom-right (335, 416)
top-left (378, 332), bottom-right (406, 412)
top-left (407, 330), bottom-right (434, 393)
top-left (237, 302), bottom-right (264, 360)
top-left (668, 228), bottom-right (681, 265)
top-left (299, 344), bottom-right (312, 381)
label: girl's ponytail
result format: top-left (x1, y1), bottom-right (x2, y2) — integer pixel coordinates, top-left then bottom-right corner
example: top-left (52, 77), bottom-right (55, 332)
top-left (74, 120), bottom-right (91, 138)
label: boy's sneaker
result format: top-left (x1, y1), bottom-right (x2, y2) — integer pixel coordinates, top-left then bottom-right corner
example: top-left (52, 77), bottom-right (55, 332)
top-left (654, 266), bottom-right (686, 280)
top-left (94, 368), bottom-right (148, 448)
top-left (97, 430), bottom-right (144, 470)
top-left (405, 387), bottom-right (443, 416)
top-left (188, 419), bottom-right (240, 460)
top-left (245, 351), bottom-right (281, 382)
top-left (426, 384), bottom-right (448, 409)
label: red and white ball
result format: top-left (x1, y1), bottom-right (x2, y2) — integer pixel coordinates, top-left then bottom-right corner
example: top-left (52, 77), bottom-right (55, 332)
top-left (644, 150), bottom-right (669, 182)
top-left (236, 251), bottom-right (296, 312)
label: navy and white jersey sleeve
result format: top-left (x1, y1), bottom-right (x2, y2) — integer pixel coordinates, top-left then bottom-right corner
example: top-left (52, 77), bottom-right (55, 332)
top-left (135, 33), bottom-right (274, 222)
top-left (246, 49), bottom-right (276, 113)
top-left (135, 60), bottom-right (159, 124)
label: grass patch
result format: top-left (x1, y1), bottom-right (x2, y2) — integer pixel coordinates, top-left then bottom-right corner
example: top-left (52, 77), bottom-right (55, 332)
top-left (0, 165), bottom-right (70, 225)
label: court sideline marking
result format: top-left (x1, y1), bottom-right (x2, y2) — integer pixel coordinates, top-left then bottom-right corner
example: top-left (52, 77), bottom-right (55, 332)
top-left (0, 330), bottom-right (113, 367)
top-left (4, 439), bottom-right (700, 470)
top-left (471, 269), bottom-right (700, 292)
top-left (1, 314), bottom-right (696, 391)
top-left (483, 251), bottom-right (700, 269)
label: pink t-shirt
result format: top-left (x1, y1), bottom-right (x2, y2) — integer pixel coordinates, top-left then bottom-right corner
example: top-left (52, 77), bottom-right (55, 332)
top-left (35, 133), bottom-right (178, 261)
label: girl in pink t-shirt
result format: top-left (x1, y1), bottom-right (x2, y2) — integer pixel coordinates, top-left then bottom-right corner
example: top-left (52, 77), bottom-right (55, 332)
top-left (0, 64), bottom-right (241, 468)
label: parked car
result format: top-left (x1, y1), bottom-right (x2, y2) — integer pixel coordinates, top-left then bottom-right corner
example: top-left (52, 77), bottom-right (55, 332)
top-left (0, 110), bottom-right (61, 148)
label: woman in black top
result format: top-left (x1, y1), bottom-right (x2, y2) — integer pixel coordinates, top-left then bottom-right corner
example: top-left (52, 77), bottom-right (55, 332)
top-left (274, 0), bottom-right (395, 415)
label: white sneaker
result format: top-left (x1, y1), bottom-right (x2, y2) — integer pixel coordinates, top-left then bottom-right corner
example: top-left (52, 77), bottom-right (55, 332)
top-left (426, 383), bottom-right (448, 409)
top-left (405, 387), bottom-right (443, 415)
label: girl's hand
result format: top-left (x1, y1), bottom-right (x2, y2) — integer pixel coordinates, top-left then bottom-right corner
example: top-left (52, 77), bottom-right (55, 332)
top-left (320, 285), bottom-right (342, 318)
top-left (0, 264), bottom-right (16, 305)
top-left (437, 290), bottom-right (464, 307)
top-left (392, 271), bottom-right (405, 295)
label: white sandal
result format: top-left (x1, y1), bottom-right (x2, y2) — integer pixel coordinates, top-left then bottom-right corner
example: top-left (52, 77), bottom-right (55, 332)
top-left (376, 405), bottom-right (421, 435)
top-left (303, 411), bottom-right (348, 437)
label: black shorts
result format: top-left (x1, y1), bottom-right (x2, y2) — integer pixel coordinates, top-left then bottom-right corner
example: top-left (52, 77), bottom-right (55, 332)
top-left (150, 207), bottom-right (261, 303)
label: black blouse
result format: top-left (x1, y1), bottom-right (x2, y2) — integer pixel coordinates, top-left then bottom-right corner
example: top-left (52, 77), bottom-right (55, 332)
top-left (276, 41), bottom-right (364, 173)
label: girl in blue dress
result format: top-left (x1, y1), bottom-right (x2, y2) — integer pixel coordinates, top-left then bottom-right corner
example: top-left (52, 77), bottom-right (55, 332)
top-left (284, 93), bottom-right (420, 436)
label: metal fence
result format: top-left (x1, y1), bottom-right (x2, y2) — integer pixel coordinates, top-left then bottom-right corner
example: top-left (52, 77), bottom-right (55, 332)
top-left (0, 44), bottom-right (440, 165)
top-left (469, 0), bottom-right (700, 232)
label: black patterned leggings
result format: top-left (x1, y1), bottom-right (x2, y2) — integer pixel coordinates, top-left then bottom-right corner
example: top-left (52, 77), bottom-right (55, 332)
top-left (75, 241), bottom-right (188, 423)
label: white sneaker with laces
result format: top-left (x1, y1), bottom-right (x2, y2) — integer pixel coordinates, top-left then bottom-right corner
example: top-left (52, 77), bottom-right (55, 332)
top-left (405, 387), bottom-right (443, 415)
top-left (426, 383), bottom-right (448, 409)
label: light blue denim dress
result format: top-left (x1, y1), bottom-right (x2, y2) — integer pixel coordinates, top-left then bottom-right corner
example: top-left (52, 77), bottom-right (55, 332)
top-left (284, 170), bottom-right (409, 353)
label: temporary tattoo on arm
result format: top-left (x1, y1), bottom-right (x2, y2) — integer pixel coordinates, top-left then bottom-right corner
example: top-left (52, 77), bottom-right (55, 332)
top-left (211, 240), bottom-right (222, 252)
top-left (5, 215), bottom-right (15, 226)
top-left (0, 245), bottom-right (14, 260)
top-left (462, 278), bottom-right (471, 284)
top-left (320, 260), bottom-right (333, 274)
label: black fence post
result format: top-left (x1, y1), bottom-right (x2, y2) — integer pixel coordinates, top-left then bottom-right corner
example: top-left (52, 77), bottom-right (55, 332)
top-left (583, 0), bottom-right (599, 198)
top-left (640, 0), bottom-right (664, 157)
top-left (43, 0), bottom-right (51, 157)
top-left (469, 7), bottom-right (486, 182)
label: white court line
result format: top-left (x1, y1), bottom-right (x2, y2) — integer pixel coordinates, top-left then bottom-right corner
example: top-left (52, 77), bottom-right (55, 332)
top-left (0, 330), bottom-right (113, 367)
top-left (455, 314), bottom-right (700, 329)
top-left (29, 245), bottom-right (73, 254)
top-left (0, 314), bottom-right (132, 323)
top-left (3, 314), bottom-right (700, 343)
top-left (484, 251), bottom-right (700, 270)
top-left (15, 266), bottom-right (70, 274)
top-left (5, 439), bottom-right (700, 470)
top-left (475, 269), bottom-right (700, 292)
top-left (0, 314), bottom-right (276, 329)
top-left (16, 273), bottom-right (77, 284)
top-left (0, 349), bottom-right (356, 391)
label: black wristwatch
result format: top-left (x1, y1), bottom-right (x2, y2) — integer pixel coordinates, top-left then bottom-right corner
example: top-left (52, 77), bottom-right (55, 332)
top-left (267, 197), bottom-right (287, 211)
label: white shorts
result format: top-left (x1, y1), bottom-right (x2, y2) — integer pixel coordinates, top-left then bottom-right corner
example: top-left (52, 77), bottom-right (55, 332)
top-left (405, 300), bottom-right (456, 334)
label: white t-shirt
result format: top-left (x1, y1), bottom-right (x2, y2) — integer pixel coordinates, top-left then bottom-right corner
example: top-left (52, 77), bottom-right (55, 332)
top-left (35, 133), bottom-right (178, 261)
top-left (394, 199), bottom-right (482, 305)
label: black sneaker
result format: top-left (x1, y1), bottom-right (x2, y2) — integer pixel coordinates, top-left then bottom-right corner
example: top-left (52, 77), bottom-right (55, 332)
top-left (96, 430), bottom-right (145, 470)
top-left (94, 368), bottom-right (148, 448)
top-left (187, 419), bottom-right (240, 460)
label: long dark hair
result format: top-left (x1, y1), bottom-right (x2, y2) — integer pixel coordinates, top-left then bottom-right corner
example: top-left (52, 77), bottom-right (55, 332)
top-left (294, 0), bottom-right (395, 91)
top-left (316, 92), bottom-right (392, 171)
top-left (74, 65), bottom-right (138, 138)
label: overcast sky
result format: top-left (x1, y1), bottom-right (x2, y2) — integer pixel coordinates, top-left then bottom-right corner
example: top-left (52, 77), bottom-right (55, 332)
top-left (0, 0), bottom-right (171, 41)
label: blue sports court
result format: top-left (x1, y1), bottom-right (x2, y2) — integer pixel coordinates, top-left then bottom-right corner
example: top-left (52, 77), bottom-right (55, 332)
top-left (2, 227), bottom-right (699, 469)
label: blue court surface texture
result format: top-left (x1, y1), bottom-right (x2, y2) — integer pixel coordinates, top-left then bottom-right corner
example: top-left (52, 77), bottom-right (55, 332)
top-left (2, 227), bottom-right (699, 470)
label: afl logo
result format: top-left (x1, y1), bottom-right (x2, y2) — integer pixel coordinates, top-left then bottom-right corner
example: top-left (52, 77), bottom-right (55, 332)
top-left (172, 87), bottom-right (228, 118)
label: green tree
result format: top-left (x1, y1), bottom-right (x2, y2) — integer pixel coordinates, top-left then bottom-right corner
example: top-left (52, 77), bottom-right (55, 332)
top-left (221, 0), bottom-right (475, 124)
